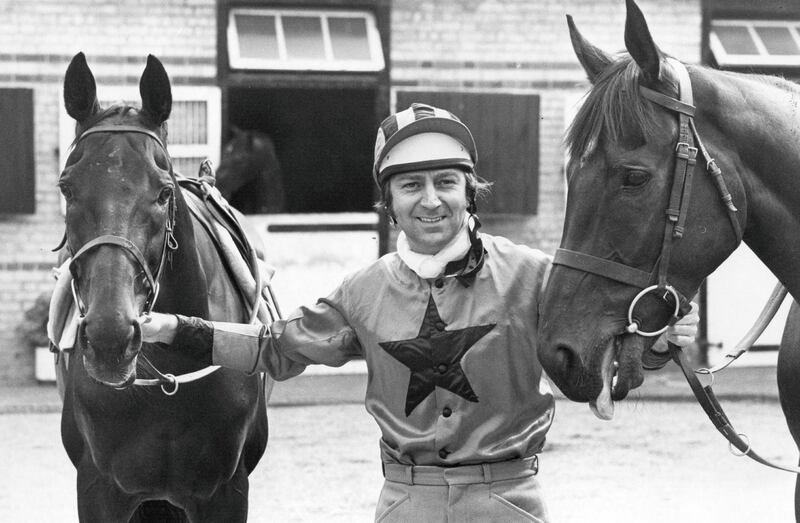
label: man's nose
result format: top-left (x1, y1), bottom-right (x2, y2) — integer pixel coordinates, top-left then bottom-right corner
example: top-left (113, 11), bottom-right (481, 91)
top-left (420, 184), bottom-right (441, 207)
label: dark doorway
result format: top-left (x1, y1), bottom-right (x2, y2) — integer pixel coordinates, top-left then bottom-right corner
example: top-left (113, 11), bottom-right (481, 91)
top-left (227, 87), bottom-right (377, 213)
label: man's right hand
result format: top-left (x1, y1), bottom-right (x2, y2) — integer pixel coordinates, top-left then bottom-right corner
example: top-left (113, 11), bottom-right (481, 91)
top-left (138, 313), bottom-right (178, 345)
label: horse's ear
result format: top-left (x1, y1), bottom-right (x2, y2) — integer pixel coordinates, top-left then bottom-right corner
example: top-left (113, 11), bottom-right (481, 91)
top-left (624, 0), bottom-right (662, 83)
top-left (64, 52), bottom-right (100, 123)
top-left (566, 15), bottom-right (612, 84)
top-left (139, 55), bottom-right (172, 125)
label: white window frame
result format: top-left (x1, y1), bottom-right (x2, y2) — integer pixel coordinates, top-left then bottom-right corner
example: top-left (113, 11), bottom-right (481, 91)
top-left (58, 85), bottom-right (221, 213)
top-left (227, 8), bottom-right (385, 72)
top-left (710, 19), bottom-right (800, 67)
top-left (59, 86), bottom-right (220, 171)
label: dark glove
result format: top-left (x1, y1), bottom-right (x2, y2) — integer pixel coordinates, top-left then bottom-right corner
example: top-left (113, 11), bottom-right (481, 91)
top-left (171, 315), bottom-right (214, 366)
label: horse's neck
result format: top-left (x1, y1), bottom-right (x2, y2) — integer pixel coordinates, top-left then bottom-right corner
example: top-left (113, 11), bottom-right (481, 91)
top-left (155, 190), bottom-right (210, 318)
top-left (702, 70), bottom-right (800, 300)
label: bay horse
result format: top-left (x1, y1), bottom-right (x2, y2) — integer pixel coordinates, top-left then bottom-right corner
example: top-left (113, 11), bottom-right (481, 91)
top-left (537, 0), bottom-right (800, 516)
top-left (58, 52), bottom-right (268, 522)
top-left (215, 126), bottom-right (286, 214)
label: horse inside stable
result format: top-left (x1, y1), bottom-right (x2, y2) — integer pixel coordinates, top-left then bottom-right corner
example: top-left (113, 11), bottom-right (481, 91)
top-left (537, 0), bottom-right (800, 518)
top-left (215, 126), bottom-right (286, 214)
top-left (54, 52), bottom-right (269, 522)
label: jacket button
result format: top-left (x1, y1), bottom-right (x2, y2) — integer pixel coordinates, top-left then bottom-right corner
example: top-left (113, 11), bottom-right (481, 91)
top-left (436, 363), bottom-right (448, 374)
top-left (438, 448), bottom-right (449, 459)
top-left (435, 321), bottom-right (446, 331)
top-left (434, 278), bottom-right (444, 288)
top-left (442, 407), bottom-right (452, 418)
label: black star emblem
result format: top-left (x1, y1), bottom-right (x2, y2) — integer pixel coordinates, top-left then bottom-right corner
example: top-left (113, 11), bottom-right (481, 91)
top-left (379, 295), bottom-right (495, 416)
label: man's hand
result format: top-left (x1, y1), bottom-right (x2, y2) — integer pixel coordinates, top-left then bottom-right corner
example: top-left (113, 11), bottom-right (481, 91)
top-left (138, 313), bottom-right (178, 345)
top-left (662, 301), bottom-right (700, 350)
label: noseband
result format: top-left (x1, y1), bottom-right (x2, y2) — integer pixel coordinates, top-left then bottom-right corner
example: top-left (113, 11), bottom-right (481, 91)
top-left (553, 59), bottom-right (743, 336)
top-left (62, 124), bottom-right (178, 317)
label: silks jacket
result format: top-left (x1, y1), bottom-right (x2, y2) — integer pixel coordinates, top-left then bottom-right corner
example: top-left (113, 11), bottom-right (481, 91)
top-left (206, 233), bottom-right (555, 467)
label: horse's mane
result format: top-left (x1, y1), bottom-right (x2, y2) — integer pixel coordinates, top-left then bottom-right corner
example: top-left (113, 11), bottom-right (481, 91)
top-left (565, 55), bottom-right (679, 169)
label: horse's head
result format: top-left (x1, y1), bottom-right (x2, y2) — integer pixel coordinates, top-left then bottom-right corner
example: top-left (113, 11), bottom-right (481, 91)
top-left (60, 52), bottom-right (175, 387)
top-left (216, 127), bottom-right (285, 213)
top-left (538, 0), bottom-right (744, 418)
top-left (216, 126), bottom-right (259, 199)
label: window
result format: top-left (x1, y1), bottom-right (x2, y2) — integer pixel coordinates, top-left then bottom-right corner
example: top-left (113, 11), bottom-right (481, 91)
top-left (0, 89), bottom-right (34, 213)
top-left (227, 8), bottom-right (385, 71)
top-left (59, 86), bottom-right (221, 178)
top-left (710, 20), bottom-right (800, 66)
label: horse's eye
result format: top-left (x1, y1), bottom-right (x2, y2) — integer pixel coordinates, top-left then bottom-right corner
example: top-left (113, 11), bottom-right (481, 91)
top-left (623, 170), bottom-right (649, 188)
top-left (59, 184), bottom-right (73, 200)
top-left (157, 186), bottom-right (173, 205)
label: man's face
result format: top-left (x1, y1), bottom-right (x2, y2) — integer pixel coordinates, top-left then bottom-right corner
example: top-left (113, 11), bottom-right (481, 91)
top-left (388, 168), bottom-right (469, 255)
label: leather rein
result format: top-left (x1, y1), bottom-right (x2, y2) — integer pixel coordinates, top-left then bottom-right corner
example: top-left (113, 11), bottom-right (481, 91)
top-left (58, 124), bottom-right (214, 395)
top-left (555, 58), bottom-right (800, 474)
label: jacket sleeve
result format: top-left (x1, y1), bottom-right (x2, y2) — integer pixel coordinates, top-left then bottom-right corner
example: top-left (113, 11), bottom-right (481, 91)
top-left (211, 297), bottom-right (362, 380)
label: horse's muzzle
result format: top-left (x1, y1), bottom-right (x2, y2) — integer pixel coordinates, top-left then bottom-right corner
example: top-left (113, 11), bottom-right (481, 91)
top-left (79, 317), bottom-right (142, 387)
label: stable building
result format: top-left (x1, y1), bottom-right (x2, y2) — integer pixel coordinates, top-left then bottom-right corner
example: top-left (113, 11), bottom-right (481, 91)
top-left (0, 0), bottom-right (795, 384)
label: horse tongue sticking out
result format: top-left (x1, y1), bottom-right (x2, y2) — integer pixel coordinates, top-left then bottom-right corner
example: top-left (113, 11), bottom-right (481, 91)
top-left (590, 341), bottom-right (618, 420)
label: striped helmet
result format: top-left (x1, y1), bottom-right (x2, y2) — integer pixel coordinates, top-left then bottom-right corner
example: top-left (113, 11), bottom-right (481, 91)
top-left (373, 103), bottom-right (477, 187)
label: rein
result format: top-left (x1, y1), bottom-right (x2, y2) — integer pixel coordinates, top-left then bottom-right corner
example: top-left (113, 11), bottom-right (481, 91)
top-left (556, 59), bottom-right (800, 474)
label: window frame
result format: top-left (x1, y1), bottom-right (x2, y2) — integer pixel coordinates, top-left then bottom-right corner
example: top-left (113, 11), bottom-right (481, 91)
top-left (226, 7), bottom-right (385, 72)
top-left (59, 85), bottom-right (221, 173)
top-left (710, 19), bottom-right (800, 67)
top-left (58, 85), bottom-right (221, 213)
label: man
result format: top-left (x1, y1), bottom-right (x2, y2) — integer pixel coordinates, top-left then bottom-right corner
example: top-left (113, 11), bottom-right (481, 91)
top-left (141, 103), bottom-right (698, 521)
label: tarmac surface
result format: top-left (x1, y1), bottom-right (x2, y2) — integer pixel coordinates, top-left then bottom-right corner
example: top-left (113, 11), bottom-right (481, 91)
top-left (0, 359), bottom-right (782, 414)
top-left (3, 362), bottom-right (796, 522)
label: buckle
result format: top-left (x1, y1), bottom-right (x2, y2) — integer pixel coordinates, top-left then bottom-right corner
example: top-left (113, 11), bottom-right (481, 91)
top-left (675, 142), bottom-right (698, 159)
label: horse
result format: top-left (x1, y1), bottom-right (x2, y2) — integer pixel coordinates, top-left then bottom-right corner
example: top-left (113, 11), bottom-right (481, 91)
top-left (537, 0), bottom-right (800, 516)
top-left (57, 52), bottom-right (268, 522)
top-left (215, 126), bottom-right (286, 214)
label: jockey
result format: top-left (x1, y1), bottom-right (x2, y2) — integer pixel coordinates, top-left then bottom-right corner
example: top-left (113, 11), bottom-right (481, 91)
top-left (140, 102), bottom-right (699, 522)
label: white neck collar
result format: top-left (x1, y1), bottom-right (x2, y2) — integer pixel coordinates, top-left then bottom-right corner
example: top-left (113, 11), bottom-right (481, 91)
top-left (396, 216), bottom-right (471, 279)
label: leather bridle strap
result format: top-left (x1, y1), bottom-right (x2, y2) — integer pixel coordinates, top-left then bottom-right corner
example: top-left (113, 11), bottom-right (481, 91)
top-left (63, 124), bottom-right (178, 316)
top-left (552, 249), bottom-right (652, 288)
top-left (77, 124), bottom-right (168, 151)
top-left (670, 345), bottom-right (800, 474)
top-left (553, 59), bottom-right (741, 329)
top-left (69, 235), bottom-right (160, 315)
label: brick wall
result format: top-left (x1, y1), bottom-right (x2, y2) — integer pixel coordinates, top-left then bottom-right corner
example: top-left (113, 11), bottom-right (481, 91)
top-left (390, 0), bottom-right (701, 254)
top-left (0, 0), bottom-right (217, 384)
top-left (0, 0), bottom-right (702, 384)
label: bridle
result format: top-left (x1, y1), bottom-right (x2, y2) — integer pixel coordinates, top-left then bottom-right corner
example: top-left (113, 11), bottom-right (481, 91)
top-left (61, 124), bottom-right (178, 318)
top-left (553, 58), bottom-right (743, 336)
top-left (552, 60), bottom-right (800, 474)
top-left (57, 123), bottom-right (194, 394)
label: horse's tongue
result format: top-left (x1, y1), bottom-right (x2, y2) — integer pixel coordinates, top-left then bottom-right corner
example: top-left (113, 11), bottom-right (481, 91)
top-left (589, 343), bottom-right (616, 421)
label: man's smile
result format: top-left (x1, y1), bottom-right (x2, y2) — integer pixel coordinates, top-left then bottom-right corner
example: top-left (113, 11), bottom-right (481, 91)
top-left (417, 216), bottom-right (446, 223)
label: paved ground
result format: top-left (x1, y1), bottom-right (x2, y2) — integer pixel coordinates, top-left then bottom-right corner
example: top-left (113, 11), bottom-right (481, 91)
top-left (1, 363), bottom-right (798, 522)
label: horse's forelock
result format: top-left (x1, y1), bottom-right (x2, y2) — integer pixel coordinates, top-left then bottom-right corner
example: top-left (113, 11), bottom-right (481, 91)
top-left (70, 104), bottom-right (165, 148)
top-left (566, 56), bottom-right (678, 172)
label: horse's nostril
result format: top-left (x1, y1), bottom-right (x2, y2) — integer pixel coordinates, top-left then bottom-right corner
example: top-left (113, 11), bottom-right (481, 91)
top-left (555, 344), bottom-right (579, 377)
